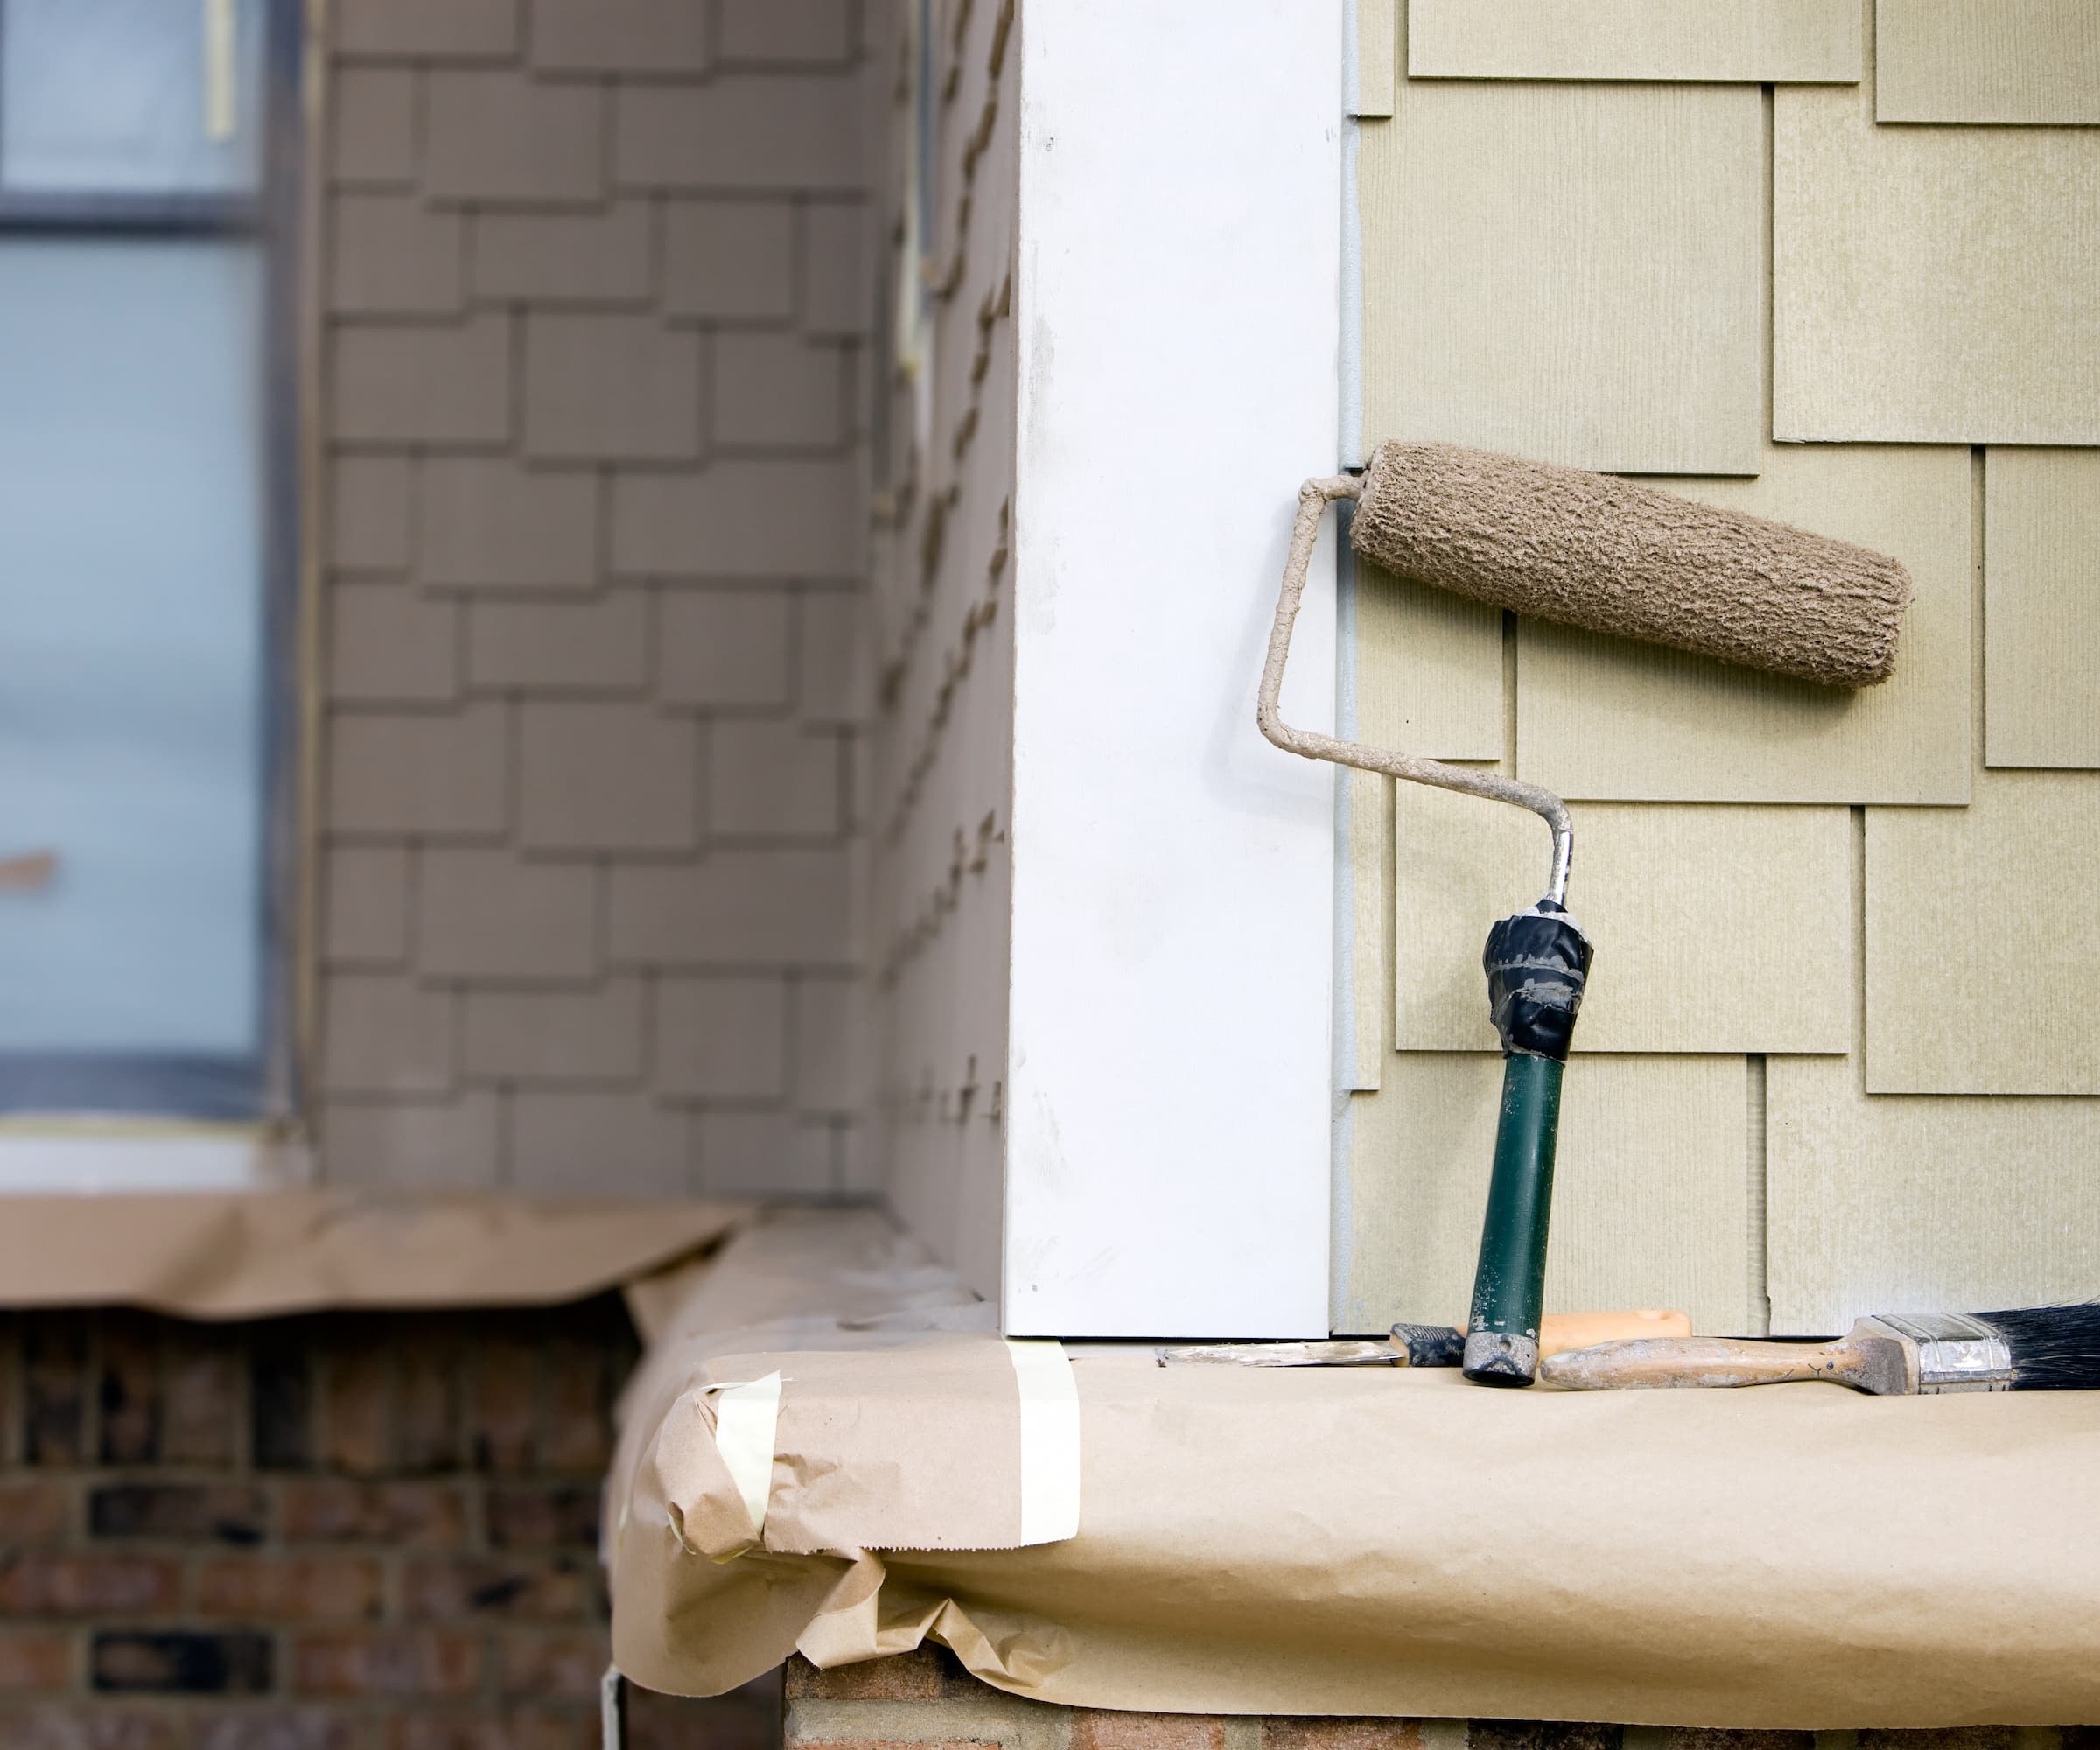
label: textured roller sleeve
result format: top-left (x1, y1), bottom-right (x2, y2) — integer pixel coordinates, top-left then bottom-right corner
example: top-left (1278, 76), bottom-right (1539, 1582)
top-left (1351, 442), bottom-right (1914, 688)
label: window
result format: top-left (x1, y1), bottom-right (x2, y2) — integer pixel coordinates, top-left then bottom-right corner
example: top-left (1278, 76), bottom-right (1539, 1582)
top-left (0, 0), bottom-right (301, 1119)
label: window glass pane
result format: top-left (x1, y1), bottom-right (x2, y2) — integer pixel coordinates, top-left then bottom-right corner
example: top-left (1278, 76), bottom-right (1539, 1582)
top-left (2, 0), bottom-right (266, 195)
top-left (0, 238), bottom-right (266, 1055)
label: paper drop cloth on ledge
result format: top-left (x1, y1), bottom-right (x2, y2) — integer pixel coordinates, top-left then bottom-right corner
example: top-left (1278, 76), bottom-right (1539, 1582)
top-left (608, 1208), bottom-right (2100, 1730)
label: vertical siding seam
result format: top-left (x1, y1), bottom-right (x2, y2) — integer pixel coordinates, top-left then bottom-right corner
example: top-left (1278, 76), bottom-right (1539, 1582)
top-left (1746, 1053), bottom-right (1769, 1334)
top-left (1970, 445), bottom-right (1986, 774)
top-left (1850, 803), bottom-right (1867, 1090)
top-left (1498, 611), bottom-right (1518, 777)
top-left (1760, 81), bottom-right (1774, 442)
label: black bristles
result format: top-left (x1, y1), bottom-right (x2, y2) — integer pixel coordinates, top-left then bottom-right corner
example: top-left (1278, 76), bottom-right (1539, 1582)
top-left (1979, 1302), bottom-right (2100, 1390)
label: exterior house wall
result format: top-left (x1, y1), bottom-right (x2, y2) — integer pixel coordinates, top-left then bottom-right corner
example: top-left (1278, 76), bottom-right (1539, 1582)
top-left (316, 0), bottom-right (875, 1201)
top-left (1340, 0), bottom-right (2100, 1334)
top-left (868, 2), bottom-right (1344, 1333)
top-left (863, 0), bottom-right (1020, 1298)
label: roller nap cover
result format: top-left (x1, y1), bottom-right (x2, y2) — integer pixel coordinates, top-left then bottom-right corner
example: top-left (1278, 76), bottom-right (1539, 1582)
top-left (1350, 441), bottom-right (1913, 689)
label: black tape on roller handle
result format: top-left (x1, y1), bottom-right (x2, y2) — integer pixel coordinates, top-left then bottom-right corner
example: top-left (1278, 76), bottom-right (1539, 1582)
top-left (1483, 902), bottom-right (1592, 1063)
top-left (1390, 1322), bottom-right (1467, 1368)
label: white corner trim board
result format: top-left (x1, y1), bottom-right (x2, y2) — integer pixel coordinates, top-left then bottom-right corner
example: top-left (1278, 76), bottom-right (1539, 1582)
top-left (1006, 2), bottom-right (1343, 1336)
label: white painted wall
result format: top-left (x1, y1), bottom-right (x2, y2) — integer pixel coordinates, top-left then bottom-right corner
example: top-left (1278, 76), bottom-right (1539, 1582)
top-left (1004, 2), bottom-right (1344, 1336)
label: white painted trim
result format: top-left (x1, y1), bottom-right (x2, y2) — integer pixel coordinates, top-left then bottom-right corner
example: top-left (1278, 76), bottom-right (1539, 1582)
top-left (1005, 1), bottom-right (1344, 1337)
top-left (1340, 117), bottom-right (1366, 466)
top-left (0, 1130), bottom-right (308, 1194)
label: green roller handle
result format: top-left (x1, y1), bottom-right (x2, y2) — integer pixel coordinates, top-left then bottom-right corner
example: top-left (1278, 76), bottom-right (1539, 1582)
top-left (1461, 1051), bottom-right (1565, 1386)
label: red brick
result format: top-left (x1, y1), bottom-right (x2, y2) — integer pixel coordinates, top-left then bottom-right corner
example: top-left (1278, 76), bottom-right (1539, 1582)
top-left (96, 1317), bottom-right (162, 1463)
top-left (0, 1312), bottom-right (16, 1465)
top-left (386, 1712), bottom-right (598, 1750)
top-left (1661, 1735), bottom-right (1814, 1750)
top-left (0, 1629), bottom-right (72, 1690)
top-left (88, 1484), bottom-right (268, 1544)
top-left (280, 1480), bottom-right (467, 1547)
top-left (1265, 1725), bottom-right (1426, 1750)
top-left (22, 1319), bottom-right (87, 1466)
top-left (630, 1676), bottom-right (780, 1750)
top-left (162, 1329), bottom-right (242, 1466)
top-left (0, 1553), bottom-right (179, 1616)
top-left (398, 1329), bottom-right (464, 1471)
top-left (1467, 1729), bottom-right (1620, 1750)
top-left (539, 1340), bottom-right (610, 1474)
top-left (90, 1630), bottom-right (272, 1694)
top-left (320, 1339), bottom-right (395, 1474)
top-left (784, 1648), bottom-right (961, 1701)
top-left (402, 1557), bottom-right (597, 1621)
top-left (497, 1631), bottom-right (610, 1702)
top-left (193, 1710), bottom-right (355, 1750)
top-left (293, 1632), bottom-right (484, 1698)
top-left (197, 1556), bottom-right (385, 1621)
top-left (785, 1740), bottom-right (999, 1750)
top-left (485, 1485), bottom-right (598, 1550)
top-left (1071, 1718), bottom-right (1226, 1750)
top-left (251, 1335), bottom-right (314, 1470)
top-left (0, 1709), bottom-right (179, 1750)
top-left (0, 1482), bottom-right (68, 1542)
top-left (471, 1338), bottom-right (539, 1473)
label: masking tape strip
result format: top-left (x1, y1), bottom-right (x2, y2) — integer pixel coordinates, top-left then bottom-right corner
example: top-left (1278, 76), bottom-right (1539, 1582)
top-left (1007, 1338), bottom-right (1082, 1544)
top-left (714, 1372), bottom-right (782, 1541)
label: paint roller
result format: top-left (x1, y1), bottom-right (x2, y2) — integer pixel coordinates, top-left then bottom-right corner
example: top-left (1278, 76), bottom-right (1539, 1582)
top-left (1258, 441), bottom-right (1913, 1386)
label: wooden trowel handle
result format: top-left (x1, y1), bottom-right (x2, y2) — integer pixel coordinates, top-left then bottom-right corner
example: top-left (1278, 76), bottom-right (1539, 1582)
top-left (1540, 1334), bottom-right (1871, 1391)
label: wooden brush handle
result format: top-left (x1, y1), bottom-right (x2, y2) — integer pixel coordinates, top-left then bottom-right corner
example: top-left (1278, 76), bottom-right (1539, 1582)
top-left (1537, 1309), bottom-right (1690, 1354)
top-left (1540, 1334), bottom-right (1869, 1391)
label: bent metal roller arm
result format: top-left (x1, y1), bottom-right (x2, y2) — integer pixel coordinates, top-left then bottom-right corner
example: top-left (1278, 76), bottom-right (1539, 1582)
top-left (1257, 470), bottom-right (1590, 1386)
top-left (1256, 473), bottom-right (1575, 906)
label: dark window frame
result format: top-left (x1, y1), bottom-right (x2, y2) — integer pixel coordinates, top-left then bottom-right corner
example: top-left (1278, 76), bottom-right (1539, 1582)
top-left (0, 0), bottom-right (304, 1121)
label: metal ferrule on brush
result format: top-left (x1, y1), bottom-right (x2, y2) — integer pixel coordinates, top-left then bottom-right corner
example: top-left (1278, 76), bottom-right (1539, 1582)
top-left (1867, 1313), bottom-right (2016, 1393)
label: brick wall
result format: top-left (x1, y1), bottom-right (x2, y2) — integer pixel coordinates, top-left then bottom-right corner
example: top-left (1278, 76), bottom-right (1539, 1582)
top-left (318, 0), bottom-right (874, 1200)
top-left (784, 1648), bottom-right (2097, 1750)
top-left (0, 1298), bottom-right (776, 1748)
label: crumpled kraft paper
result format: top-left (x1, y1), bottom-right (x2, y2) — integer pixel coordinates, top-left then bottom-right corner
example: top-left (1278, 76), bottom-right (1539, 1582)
top-left (0, 1191), bottom-right (747, 1317)
top-left (607, 1212), bottom-right (1033, 1563)
top-left (609, 1209), bottom-right (2100, 1728)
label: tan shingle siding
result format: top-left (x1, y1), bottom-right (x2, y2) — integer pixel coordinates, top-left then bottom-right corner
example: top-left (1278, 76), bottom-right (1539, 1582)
top-left (316, 8), bottom-right (870, 1194)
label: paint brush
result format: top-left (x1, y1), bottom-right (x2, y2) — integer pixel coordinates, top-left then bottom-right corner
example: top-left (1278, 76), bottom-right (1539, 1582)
top-left (1540, 1303), bottom-right (2100, 1394)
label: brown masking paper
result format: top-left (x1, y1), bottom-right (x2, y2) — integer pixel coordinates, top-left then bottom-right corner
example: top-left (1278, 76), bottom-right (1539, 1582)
top-left (0, 1191), bottom-right (746, 1318)
top-left (610, 1212), bottom-right (2100, 1728)
top-left (609, 1214), bottom-right (1038, 1564)
top-left (706, 1342), bottom-right (1037, 1554)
